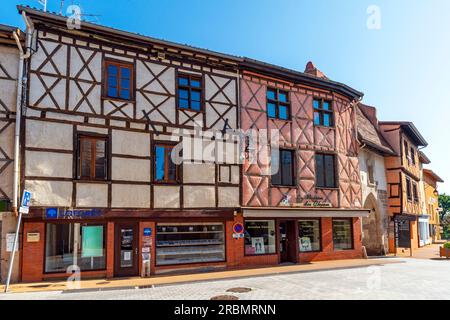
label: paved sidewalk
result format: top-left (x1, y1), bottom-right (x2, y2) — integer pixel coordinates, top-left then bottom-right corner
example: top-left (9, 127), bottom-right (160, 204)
top-left (0, 258), bottom-right (400, 294)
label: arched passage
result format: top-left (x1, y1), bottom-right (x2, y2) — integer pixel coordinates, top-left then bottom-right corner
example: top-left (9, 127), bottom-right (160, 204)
top-left (362, 193), bottom-right (384, 256)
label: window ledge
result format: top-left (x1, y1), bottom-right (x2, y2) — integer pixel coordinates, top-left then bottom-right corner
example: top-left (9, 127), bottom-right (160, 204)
top-left (315, 186), bottom-right (339, 191)
top-left (101, 96), bottom-right (135, 104)
top-left (314, 125), bottom-right (336, 130)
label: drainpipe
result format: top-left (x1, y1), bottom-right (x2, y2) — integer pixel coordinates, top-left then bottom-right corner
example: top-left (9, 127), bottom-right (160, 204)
top-left (5, 11), bottom-right (33, 293)
top-left (12, 12), bottom-right (32, 213)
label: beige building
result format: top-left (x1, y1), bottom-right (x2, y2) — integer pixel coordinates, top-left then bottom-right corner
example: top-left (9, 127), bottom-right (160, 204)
top-left (0, 24), bottom-right (21, 282)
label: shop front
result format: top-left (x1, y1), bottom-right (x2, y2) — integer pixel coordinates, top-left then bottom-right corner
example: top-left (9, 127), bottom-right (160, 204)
top-left (418, 216), bottom-right (431, 247)
top-left (20, 208), bottom-right (236, 282)
top-left (240, 208), bottom-right (369, 265)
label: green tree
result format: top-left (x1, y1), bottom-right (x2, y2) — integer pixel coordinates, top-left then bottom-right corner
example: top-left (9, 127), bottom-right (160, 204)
top-left (439, 194), bottom-right (450, 239)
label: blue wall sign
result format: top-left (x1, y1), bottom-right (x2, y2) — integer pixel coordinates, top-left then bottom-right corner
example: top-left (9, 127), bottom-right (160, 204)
top-left (143, 228), bottom-right (152, 237)
top-left (45, 208), bottom-right (103, 219)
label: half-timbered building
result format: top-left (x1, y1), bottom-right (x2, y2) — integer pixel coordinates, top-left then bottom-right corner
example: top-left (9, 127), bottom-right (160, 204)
top-left (238, 61), bottom-right (369, 264)
top-left (18, 6), bottom-right (241, 282)
top-left (4, 6), bottom-right (373, 283)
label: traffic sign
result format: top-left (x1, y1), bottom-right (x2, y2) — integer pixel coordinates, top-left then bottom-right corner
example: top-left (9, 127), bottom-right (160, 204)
top-left (233, 223), bottom-right (244, 234)
top-left (19, 190), bottom-right (32, 215)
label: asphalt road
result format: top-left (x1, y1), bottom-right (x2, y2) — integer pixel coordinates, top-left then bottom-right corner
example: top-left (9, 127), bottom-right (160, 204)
top-left (1, 257), bottom-right (449, 300)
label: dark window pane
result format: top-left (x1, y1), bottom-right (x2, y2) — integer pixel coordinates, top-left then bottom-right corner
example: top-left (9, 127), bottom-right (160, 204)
top-left (191, 100), bottom-right (201, 111)
top-left (315, 154), bottom-right (325, 187)
top-left (178, 77), bottom-right (189, 86)
top-left (191, 90), bottom-right (201, 102)
top-left (267, 103), bottom-right (276, 118)
top-left (167, 148), bottom-right (177, 181)
top-left (267, 89), bottom-right (276, 100)
top-left (179, 98), bottom-right (189, 109)
top-left (121, 67), bottom-right (130, 79)
top-left (324, 155), bottom-right (335, 187)
top-left (108, 87), bottom-right (118, 97)
top-left (323, 101), bottom-right (330, 110)
top-left (191, 79), bottom-right (201, 88)
top-left (313, 99), bottom-right (320, 109)
top-left (107, 65), bottom-right (118, 75)
top-left (279, 92), bottom-right (288, 103)
top-left (299, 220), bottom-right (321, 252)
top-left (333, 219), bottom-right (353, 250)
top-left (155, 146), bottom-right (165, 181)
top-left (279, 105), bottom-right (289, 120)
top-left (81, 139), bottom-right (92, 178)
top-left (281, 150), bottom-right (294, 185)
top-left (179, 89), bottom-right (189, 99)
top-left (323, 113), bottom-right (331, 127)
top-left (95, 140), bottom-right (106, 179)
top-left (314, 111), bottom-right (321, 126)
top-left (244, 220), bottom-right (276, 255)
top-left (271, 149), bottom-right (281, 185)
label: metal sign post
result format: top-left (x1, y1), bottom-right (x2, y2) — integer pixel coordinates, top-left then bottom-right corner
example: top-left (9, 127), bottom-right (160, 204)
top-left (4, 190), bottom-right (31, 293)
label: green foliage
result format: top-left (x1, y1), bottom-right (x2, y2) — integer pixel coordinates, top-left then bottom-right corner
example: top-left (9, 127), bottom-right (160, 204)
top-left (444, 242), bottom-right (450, 249)
top-left (439, 194), bottom-right (450, 240)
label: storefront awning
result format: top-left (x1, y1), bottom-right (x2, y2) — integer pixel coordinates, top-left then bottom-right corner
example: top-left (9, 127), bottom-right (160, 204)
top-left (242, 207), bottom-right (370, 218)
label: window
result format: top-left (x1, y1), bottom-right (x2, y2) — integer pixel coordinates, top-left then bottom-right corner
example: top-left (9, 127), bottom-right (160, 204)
top-left (298, 219), bottom-right (321, 252)
top-left (413, 182), bottom-right (419, 202)
top-left (271, 149), bottom-right (295, 186)
top-left (313, 99), bottom-right (334, 127)
top-left (177, 74), bottom-right (202, 111)
top-left (404, 140), bottom-right (410, 164)
top-left (332, 219), bottom-right (353, 250)
top-left (77, 135), bottom-right (108, 180)
top-left (156, 223), bottom-right (225, 266)
top-left (410, 147), bottom-right (416, 165)
top-left (45, 223), bottom-right (106, 273)
top-left (154, 143), bottom-right (178, 183)
top-left (315, 153), bottom-right (336, 188)
top-left (406, 176), bottom-right (412, 201)
top-left (267, 88), bottom-right (290, 120)
top-left (244, 220), bottom-right (276, 255)
top-left (104, 60), bottom-right (133, 100)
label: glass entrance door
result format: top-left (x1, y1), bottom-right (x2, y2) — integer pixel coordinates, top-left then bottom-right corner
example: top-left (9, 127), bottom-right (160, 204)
top-left (114, 223), bottom-right (139, 277)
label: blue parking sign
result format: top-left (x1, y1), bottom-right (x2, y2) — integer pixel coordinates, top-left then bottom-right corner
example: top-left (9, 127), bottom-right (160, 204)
top-left (21, 190), bottom-right (32, 208)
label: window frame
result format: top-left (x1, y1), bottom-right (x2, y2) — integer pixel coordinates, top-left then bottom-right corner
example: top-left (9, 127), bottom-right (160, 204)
top-left (44, 221), bottom-right (107, 274)
top-left (103, 58), bottom-right (134, 102)
top-left (410, 146), bottom-right (416, 165)
top-left (313, 98), bottom-right (334, 127)
top-left (243, 219), bottom-right (277, 257)
top-left (271, 148), bottom-right (296, 187)
top-left (266, 87), bottom-right (291, 121)
top-left (412, 181), bottom-right (419, 203)
top-left (315, 153), bottom-right (337, 189)
top-left (176, 73), bottom-right (204, 112)
top-left (332, 218), bottom-right (354, 251)
top-left (76, 134), bottom-right (109, 181)
top-left (298, 218), bottom-right (322, 253)
top-left (406, 176), bottom-right (412, 202)
top-left (153, 142), bottom-right (179, 184)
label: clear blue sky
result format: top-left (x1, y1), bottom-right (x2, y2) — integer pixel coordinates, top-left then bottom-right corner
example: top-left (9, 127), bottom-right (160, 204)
top-left (2, 0), bottom-right (449, 194)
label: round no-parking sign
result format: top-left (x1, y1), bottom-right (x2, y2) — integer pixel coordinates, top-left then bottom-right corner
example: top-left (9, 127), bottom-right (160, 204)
top-left (233, 223), bottom-right (244, 234)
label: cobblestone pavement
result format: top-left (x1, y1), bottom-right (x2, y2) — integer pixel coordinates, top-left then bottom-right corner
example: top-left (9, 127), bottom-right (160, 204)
top-left (1, 257), bottom-right (449, 300)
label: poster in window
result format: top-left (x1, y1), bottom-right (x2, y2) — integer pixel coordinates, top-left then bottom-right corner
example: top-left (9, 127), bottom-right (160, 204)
top-left (251, 237), bottom-right (265, 254)
top-left (81, 226), bottom-right (104, 258)
top-left (299, 237), bottom-right (312, 252)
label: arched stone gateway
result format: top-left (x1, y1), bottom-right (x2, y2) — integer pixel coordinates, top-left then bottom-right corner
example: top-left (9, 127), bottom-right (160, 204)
top-left (362, 193), bottom-right (385, 256)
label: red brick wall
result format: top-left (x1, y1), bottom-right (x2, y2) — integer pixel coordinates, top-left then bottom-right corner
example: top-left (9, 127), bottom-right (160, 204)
top-left (299, 217), bottom-right (363, 262)
top-left (106, 221), bottom-right (114, 278)
top-left (22, 222), bottom-right (45, 282)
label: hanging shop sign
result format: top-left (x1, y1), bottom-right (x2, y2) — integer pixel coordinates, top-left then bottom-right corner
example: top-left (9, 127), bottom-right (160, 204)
top-left (294, 194), bottom-right (332, 208)
top-left (45, 208), bottom-right (104, 220)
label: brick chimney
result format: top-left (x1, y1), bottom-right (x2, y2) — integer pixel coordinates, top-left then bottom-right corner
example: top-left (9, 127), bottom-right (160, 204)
top-left (304, 61), bottom-right (328, 79)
